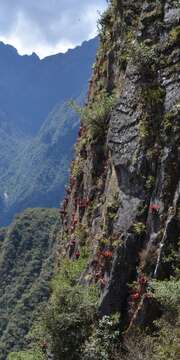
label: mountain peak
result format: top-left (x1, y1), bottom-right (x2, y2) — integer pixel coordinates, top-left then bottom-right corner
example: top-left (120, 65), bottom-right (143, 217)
top-left (0, 40), bottom-right (40, 61)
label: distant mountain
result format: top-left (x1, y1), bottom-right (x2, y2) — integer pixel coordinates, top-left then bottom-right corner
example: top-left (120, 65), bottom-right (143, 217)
top-left (1, 102), bottom-right (80, 225)
top-left (0, 38), bottom-right (98, 135)
top-left (0, 38), bottom-right (98, 225)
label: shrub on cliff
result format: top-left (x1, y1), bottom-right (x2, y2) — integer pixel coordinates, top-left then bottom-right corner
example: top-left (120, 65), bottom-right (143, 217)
top-left (69, 90), bottom-right (115, 140)
top-left (8, 350), bottom-right (44, 360)
top-left (42, 258), bottom-right (99, 360)
top-left (44, 285), bottom-right (98, 360)
top-left (82, 314), bottom-right (121, 360)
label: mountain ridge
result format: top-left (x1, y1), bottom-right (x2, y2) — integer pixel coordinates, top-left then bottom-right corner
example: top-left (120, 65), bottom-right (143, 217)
top-left (0, 37), bottom-right (98, 226)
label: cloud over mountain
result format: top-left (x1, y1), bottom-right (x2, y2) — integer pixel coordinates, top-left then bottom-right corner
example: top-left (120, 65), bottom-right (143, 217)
top-left (0, 0), bottom-right (106, 57)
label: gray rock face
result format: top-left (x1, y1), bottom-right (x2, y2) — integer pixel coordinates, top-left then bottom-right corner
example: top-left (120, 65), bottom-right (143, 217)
top-left (99, 0), bottom-right (180, 318)
top-left (60, 0), bottom-right (180, 326)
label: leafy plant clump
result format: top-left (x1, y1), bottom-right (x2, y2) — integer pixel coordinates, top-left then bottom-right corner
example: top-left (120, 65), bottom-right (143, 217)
top-left (42, 256), bottom-right (100, 360)
top-left (82, 314), bottom-right (121, 360)
top-left (8, 349), bottom-right (44, 360)
top-left (150, 278), bottom-right (180, 311)
top-left (69, 90), bottom-right (116, 140)
top-left (132, 222), bottom-right (146, 235)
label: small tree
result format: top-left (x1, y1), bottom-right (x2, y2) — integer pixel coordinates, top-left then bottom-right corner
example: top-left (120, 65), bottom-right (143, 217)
top-left (82, 314), bottom-right (121, 360)
top-left (44, 285), bottom-right (98, 360)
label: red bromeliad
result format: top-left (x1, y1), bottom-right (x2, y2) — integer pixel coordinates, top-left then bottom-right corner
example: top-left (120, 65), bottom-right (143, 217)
top-left (77, 198), bottom-right (90, 208)
top-left (138, 275), bottom-right (148, 286)
top-left (131, 292), bottom-right (141, 301)
top-left (149, 204), bottom-right (160, 213)
top-left (75, 250), bottom-right (80, 259)
top-left (101, 250), bottom-right (113, 258)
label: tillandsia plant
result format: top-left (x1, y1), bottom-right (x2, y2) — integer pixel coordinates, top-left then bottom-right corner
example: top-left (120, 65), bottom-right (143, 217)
top-left (69, 90), bottom-right (116, 140)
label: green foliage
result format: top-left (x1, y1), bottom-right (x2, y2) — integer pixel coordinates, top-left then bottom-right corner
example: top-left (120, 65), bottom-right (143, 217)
top-left (130, 42), bottom-right (158, 71)
top-left (150, 278), bottom-right (180, 359)
top-left (132, 222), bottom-right (146, 235)
top-left (44, 282), bottom-right (99, 360)
top-left (139, 119), bottom-right (150, 139)
top-left (74, 224), bottom-right (88, 247)
top-left (51, 255), bottom-right (89, 292)
top-left (149, 278), bottom-right (180, 360)
top-left (163, 111), bottom-right (174, 131)
top-left (71, 157), bottom-right (84, 177)
top-left (97, 4), bottom-right (114, 42)
top-left (169, 26), bottom-right (180, 45)
top-left (0, 37), bottom-right (98, 227)
top-left (8, 349), bottom-right (44, 360)
top-left (0, 208), bottom-right (59, 359)
top-left (69, 90), bottom-right (116, 140)
top-left (150, 278), bottom-right (180, 310)
top-left (142, 86), bottom-right (165, 108)
top-left (37, 250), bottom-right (99, 360)
top-left (82, 314), bottom-right (121, 360)
top-left (10, 251), bottom-right (99, 360)
top-left (145, 176), bottom-right (155, 190)
top-left (153, 316), bottom-right (180, 360)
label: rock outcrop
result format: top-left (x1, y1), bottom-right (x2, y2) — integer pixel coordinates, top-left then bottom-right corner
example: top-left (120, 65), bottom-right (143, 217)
top-left (59, 0), bottom-right (180, 329)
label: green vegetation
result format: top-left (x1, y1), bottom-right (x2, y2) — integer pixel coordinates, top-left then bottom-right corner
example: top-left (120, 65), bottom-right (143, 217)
top-left (11, 256), bottom-right (100, 360)
top-left (0, 37), bottom-right (98, 227)
top-left (70, 90), bottom-right (116, 140)
top-left (145, 176), bottom-right (156, 191)
top-left (44, 284), bottom-right (98, 360)
top-left (130, 42), bottom-right (158, 72)
top-left (8, 350), bottom-right (44, 360)
top-left (0, 102), bottom-right (79, 227)
top-left (150, 278), bottom-right (180, 311)
top-left (169, 26), bottom-right (180, 45)
top-left (142, 86), bottom-right (165, 108)
top-left (139, 118), bottom-right (150, 139)
top-left (132, 222), bottom-right (146, 235)
top-left (82, 314), bottom-right (121, 360)
top-left (150, 278), bottom-right (180, 360)
top-left (42, 251), bottom-right (99, 360)
top-left (4, 3), bottom-right (180, 360)
top-left (0, 208), bottom-right (59, 359)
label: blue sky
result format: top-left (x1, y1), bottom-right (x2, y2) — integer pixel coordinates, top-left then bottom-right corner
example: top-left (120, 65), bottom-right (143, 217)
top-left (0, 0), bottom-right (107, 58)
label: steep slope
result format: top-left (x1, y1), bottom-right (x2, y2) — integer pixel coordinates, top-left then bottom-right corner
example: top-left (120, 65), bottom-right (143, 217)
top-left (0, 111), bottom-right (26, 220)
top-left (59, 0), bottom-right (180, 319)
top-left (0, 208), bottom-right (59, 359)
top-left (8, 1), bottom-right (180, 359)
top-left (0, 38), bottom-right (98, 226)
top-left (0, 102), bottom-right (80, 226)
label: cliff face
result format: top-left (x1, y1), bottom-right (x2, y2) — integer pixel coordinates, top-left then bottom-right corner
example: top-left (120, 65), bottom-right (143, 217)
top-left (5, 1), bottom-right (180, 359)
top-left (59, 0), bottom-right (180, 327)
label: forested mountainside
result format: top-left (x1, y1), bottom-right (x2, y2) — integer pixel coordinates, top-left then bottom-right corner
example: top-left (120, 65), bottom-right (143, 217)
top-left (7, 0), bottom-right (180, 359)
top-left (0, 208), bottom-right (59, 359)
top-left (0, 103), bottom-right (79, 226)
top-left (0, 38), bottom-right (98, 226)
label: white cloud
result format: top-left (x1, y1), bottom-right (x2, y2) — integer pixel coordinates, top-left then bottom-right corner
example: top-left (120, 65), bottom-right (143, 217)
top-left (0, 0), bottom-right (107, 58)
